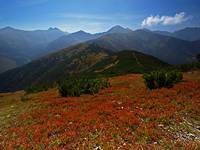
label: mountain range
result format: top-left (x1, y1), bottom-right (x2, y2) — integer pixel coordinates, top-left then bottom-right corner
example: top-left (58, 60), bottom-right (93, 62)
top-left (0, 27), bottom-right (67, 73)
top-left (89, 29), bottom-right (200, 64)
top-left (1, 26), bottom-right (200, 72)
top-left (154, 27), bottom-right (200, 41)
top-left (0, 43), bottom-right (168, 92)
top-left (0, 25), bottom-right (200, 92)
top-left (46, 25), bottom-right (132, 52)
top-left (0, 25), bottom-right (132, 73)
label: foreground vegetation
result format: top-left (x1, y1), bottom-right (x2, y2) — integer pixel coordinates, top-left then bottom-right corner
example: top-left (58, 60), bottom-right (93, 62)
top-left (23, 53), bottom-right (200, 95)
top-left (0, 72), bottom-right (200, 149)
top-left (0, 54), bottom-right (199, 149)
top-left (143, 71), bottom-right (183, 89)
top-left (58, 78), bottom-right (110, 97)
top-left (174, 54), bottom-right (200, 72)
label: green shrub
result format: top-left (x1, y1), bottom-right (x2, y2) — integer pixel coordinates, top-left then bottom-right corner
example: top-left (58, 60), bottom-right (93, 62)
top-left (25, 85), bottom-right (49, 94)
top-left (175, 61), bottom-right (200, 72)
top-left (154, 71), bottom-right (167, 88)
top-left (58, 79), bottom-right (82, 97)
top-left (177, 63), bottom-right (194, 72)
top-left (196, 62), bottom-right (200, 69)
top-left (25, 82), bottom-right (56, 94)
top-left (143, 73), bottom-right (156, 89)
top-left (58, 77), bottom-right (110, 97)
top-left (197, 53), bottom-right (200, 62)
top-left (143, 71), bottom-right (183, 89)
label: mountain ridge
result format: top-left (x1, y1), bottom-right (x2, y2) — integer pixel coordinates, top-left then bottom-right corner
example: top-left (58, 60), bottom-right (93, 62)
top-left (0, 43), bottom-right (168, 92)
top-left (1, 25), bottom-right (200, 74)
top-left (89, 29), bottom-right (200, 64)
top-left (46, 25), bottom-right (133, 52)
top-left (154, 27), bottom-right (200, 41)
top-left (0, 27), bottom-right (67, 73)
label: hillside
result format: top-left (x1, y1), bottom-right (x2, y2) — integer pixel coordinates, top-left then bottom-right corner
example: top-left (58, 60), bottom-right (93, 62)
top-left (155, 27), bottom-right (200, 41)
top-left (0, 44), bottom-right (168, 92)
top-left (0, 27), bottom-right (66, 73)
top-left (46, 27), bottom-right (200, 65)
top-left (1, 26), bottom-right (200, 74)
top-left (0, 72), bottom-right (199, 149)
top-left (46, 30), bottom-right (96, 52)
top-left (90, 29), bottom-right (200, 64)
top-left (173, 27), bottom-right (200, 41)
top-left (87, 50), bottom-right (168, 75)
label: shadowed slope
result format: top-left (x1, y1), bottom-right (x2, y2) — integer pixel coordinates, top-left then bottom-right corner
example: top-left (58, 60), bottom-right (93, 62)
top-left (0, 44), bottom-right (168, 92)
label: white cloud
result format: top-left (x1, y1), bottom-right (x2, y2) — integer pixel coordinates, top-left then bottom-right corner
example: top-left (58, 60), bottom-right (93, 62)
top-left (141, 15), bottom-right (161, 26)
top-left (142, 12), bottom-right (190, 27)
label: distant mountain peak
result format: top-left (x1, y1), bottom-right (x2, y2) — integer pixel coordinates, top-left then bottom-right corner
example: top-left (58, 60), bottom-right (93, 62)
top-left (48, 27), bottom-right (61, 31)
top-left (74, 30), bottom-right (91, 35)
top-left (76, 30), bottom-right (86, 33)
top-left (1, 26), bottom-right (15, 31)
top-left (112, 25), bottom-right (124, 29)
top-left (107, 25), bottom-right (131, 33)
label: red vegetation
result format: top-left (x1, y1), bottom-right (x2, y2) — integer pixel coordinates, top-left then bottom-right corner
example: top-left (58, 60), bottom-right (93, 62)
top-left (0, 74), bottom-right (200, 149)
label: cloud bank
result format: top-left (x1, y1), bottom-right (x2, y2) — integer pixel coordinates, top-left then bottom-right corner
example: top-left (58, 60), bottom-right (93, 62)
top-left (142, 12), bottom-right (190, 26)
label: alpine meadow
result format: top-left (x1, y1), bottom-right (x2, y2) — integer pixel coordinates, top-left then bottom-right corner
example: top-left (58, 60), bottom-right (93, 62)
top-left (0, 0), bottom-right (200, 149)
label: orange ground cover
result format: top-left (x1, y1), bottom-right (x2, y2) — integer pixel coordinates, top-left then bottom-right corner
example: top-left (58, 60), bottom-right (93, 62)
top-left (0, 73), bottom-right (200, 149)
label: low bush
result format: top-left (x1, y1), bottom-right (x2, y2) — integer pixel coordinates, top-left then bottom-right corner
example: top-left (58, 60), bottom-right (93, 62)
top-left (143, 71), bottom-right (183, 89)
top-left (58, 77), bottom-right (111, 97)
top-left (196, 62), bottom-right (200, 69)
top-left (175, 63), bottom-right (199, 72)
top-left (25, 84), bottom-right (49, 94)
top-left (177, 64), bottom-right (193, 72)
top-left (197, 53), bottom-right (200, 62)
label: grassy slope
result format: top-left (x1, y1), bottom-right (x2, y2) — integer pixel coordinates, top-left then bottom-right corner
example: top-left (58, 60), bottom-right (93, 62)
top-left (0, 72), bottom-right (200, 149)
top-left (0, 56), bottom-right (17, 73)
top-left (0, 44), bottom-right (169, 92)
top-left (88, 50), bottom-right (168, 76)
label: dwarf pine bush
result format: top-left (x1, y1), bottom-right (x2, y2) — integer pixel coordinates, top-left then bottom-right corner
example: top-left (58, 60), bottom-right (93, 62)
top-left (58, 78), bottom-right (110, 97)
top-left (25, 84), bottom-right (49, 94)
top-left (197, 53), bottom-right (200, 62)
top-left (143, 71), bottom-right (183, 89)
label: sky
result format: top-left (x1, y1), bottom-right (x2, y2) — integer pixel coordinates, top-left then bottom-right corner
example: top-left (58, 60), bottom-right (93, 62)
top-left (0, 0), bottom-right (200, 33)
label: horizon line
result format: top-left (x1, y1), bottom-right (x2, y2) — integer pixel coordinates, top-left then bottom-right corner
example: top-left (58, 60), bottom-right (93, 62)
top-left (0, 25), bottom-right (200, 34)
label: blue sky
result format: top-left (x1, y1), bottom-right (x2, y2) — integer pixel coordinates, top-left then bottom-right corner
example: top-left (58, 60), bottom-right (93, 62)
top-left (0, 0), bottom-right (200, 33)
